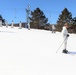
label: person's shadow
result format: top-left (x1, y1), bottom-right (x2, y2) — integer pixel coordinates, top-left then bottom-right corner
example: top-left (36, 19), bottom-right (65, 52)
top-left (68, 51), bottom-right (76, 54)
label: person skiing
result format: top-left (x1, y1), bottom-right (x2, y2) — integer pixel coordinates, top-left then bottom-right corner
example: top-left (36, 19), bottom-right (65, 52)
top-left (52, 25), bottom-right (56, 33)
top-left (62, 23), bottom-right (69, 53)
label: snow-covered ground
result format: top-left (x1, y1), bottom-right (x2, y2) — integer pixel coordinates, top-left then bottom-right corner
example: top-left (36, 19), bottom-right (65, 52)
top-left (0, 26), bottom-right (76, 75)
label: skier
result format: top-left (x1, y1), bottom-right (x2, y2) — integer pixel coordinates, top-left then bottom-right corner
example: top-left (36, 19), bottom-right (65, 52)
top-left (19, 21), bottom-right (22, 29)
top-left (28, 22), bottom-right (30, 30)
top-left (52, 25), bottom-right (56, 33)
top-left (62, 23), bottom-right (69, 53)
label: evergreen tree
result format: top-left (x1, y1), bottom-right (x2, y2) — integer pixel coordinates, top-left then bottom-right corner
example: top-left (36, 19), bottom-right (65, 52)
top-left (72, 17), bottom-right (76, 25)
top-left (0, 15), bottom-right (3, 20)
top-left (29, 8), bottom-right (48, 29)
top-left (0, 15), bottom-right (5, 25)
top-left (69, 17), bottom-right (76, 33)
top-left (56, 8), bottom-right (72, 31)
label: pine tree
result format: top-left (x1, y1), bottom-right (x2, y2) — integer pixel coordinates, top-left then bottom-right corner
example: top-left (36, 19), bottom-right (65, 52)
top-left (0, 15), bottom-right (5, 25)
top-left (69, 17), bottom-right (76, 33)
top-left (56, 8), bottom-right (72, 31)
top-left (72, 17), bottom-right (76, 25)
top-left (29, 8), bottom-right (48, 29)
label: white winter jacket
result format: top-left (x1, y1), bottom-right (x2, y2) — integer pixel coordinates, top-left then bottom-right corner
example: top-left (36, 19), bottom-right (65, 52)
top-left (62, 26), bottom-right (68, 38)
top-left (52, 25), bottom-right (55, 30)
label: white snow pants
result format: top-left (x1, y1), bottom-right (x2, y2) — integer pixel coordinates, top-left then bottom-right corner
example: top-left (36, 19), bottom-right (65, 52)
top-left (63, 36), bottom-right (68, 50)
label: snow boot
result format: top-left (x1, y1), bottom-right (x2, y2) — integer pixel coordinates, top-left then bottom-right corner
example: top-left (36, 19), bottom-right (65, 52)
top-left (62, 49), bottom-right (68, 54)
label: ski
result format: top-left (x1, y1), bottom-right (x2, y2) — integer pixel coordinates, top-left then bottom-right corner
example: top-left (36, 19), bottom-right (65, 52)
top-left (62, 51), bottom-right (76, 56)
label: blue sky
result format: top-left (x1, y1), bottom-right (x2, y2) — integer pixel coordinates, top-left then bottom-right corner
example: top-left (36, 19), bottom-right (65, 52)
top-left (0, 0), bottom-right (76, 24)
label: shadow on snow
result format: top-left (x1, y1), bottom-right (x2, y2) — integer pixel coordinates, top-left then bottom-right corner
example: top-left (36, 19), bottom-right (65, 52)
top-left (68, 51), bottom-right (76, 54)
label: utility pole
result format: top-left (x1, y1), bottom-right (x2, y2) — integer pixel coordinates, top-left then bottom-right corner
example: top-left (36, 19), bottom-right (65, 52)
top-left (26, 5), bottom-right (30, 29)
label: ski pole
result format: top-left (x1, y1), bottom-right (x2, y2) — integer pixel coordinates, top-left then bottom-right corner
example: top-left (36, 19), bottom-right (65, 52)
top-left (56, 37), bottom-right (67, 53)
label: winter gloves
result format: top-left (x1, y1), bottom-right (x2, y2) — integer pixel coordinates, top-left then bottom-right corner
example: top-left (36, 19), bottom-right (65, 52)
top-left (67, 34), bottom-right (69, 37)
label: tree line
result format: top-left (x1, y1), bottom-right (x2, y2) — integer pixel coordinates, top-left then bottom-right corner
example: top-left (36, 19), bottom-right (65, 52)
top-left (0, 7), bottom-right (76, 33)
top-left (56, 8), bottom-right (76, 33)
top-left (29, 7), bottom-right (76, 33)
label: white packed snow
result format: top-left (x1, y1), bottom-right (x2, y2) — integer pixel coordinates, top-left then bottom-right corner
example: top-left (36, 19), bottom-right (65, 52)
top-left (0, 26), bottom-right (76, 75)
